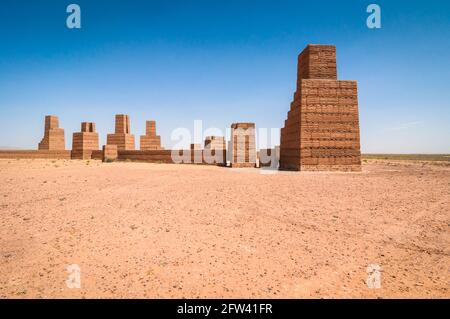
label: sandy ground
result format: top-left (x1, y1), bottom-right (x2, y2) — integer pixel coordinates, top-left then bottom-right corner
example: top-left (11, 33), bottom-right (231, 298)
top-left (0, 158), bottom-right (449, 299)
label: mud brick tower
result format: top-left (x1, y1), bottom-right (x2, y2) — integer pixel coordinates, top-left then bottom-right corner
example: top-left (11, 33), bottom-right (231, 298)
top-left (71, 122), bottom-right (99, 159)
top-left (38, 115), bottom-right (65, 150)
top-left (279, 44), bottom-right (361, 171)
top-left (230, 123), bottom-right (256, 168)
top-left (140, 120), bottom-right (163, 150)
top-left (107, 114), bottom-right (135, 150)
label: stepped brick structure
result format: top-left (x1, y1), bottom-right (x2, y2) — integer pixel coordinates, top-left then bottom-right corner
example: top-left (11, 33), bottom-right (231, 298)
top-left (204, 136), bottom-right (226, 165)
top-left (107, 114), bottom-right (135, 150)
top-left (38, 115), bottom-right (65, 150)
top-left (279, 44), bottom-right (361, 171)
top-left (71, 122), bottom-right (99, 159)
top-left (140, 120), bottom-right (163, 150)
top-left (230, 123), bottom-right (256, 168)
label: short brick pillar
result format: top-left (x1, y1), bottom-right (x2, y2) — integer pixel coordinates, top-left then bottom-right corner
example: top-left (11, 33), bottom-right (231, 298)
top-left (71, 122), bottom-right (99, 160)
top-left (102, 144), bottom-right (118, 162)
top-left (229, 123), bottom-right (256, 168)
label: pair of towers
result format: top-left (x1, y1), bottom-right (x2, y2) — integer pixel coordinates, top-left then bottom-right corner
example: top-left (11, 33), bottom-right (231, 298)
top-left (106, 115), bottom-right (163, 151)
top-left (37, 116), bottom-right (99, 159)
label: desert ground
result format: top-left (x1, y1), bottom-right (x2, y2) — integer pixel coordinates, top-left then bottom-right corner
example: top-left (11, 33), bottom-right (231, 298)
top-left (0, 158), bottom-right (449, 298)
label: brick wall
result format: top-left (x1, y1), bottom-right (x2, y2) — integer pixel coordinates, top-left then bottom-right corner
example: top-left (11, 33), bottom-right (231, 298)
top-left (113, 149), bottom-right (226, 165)
top-left (0, 150), bottom-right (71, 159)
top-left (102, 145), bottom-right (118, 162)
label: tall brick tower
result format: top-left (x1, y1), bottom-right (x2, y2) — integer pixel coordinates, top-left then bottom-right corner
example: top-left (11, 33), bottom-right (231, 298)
top-left (140, 120), bottom-right (162, 150)
top-left (279, 45), bottom-right (361, 171)
top-left (107, 114), bottom-right (135, 150)
top-left (38, 115), bottom-right (65, 150)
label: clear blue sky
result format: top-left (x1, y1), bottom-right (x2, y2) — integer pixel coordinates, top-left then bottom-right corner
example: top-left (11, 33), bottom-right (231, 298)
top-left (0, 0), bottom-right (449, 152)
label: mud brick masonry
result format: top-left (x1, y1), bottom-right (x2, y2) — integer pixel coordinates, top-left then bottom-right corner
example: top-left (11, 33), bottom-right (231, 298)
top-left (102, 144), bottom-right (118, 162)
top-left (71, 122), bottom-right (99, 159)
top-left (107, 114), bottom-right (135, 150)
top-left (279, 44), bottom-right (361, 171)
top-left (140, 120), bottom-right (163, 150)
top-left (230, 123), bottom-right (256, 168)
top-left (0, 44), bottom-right (362, 171)
top-left (38, 115), bottom-right (65, 150)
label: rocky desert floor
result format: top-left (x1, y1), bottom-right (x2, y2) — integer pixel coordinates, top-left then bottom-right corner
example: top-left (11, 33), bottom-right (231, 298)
top-left (0, 158), bottom-right (449, 298)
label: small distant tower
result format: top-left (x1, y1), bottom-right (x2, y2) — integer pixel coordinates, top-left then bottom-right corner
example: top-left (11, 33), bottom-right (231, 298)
top-left (106, 114), bottom-right (135, 150)
top-left (38, 115), bottom-right (65, 150)
top-left (140, 120), bottom-right (163, 150)
top-left (71, 122), bottom-right (99, 159)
